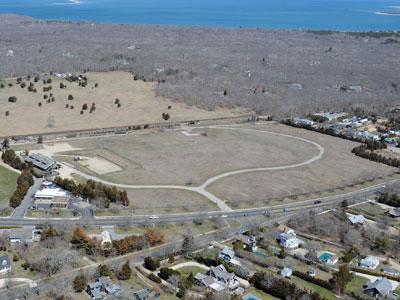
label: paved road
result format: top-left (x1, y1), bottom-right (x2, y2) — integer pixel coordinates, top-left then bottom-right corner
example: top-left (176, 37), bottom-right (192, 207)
top-left (56, 126), bottom-right (325, 212)
top-left (0, 179), bottom-right (390, 227)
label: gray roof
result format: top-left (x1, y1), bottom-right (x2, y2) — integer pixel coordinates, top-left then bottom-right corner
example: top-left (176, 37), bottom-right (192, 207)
top-left (348, 214), bottom-right (365, 225)
top-left (209, 264), bottom-right (234, 282)
top-left (365, 278), bottom-right (393, 297)
top-left (90, 288), bottom-right (105, 300)
top-left (0, 256), bottom-right (10, 271)
top-left (24, 153), bottom-right (56, 171)
top-left (134, 289), bottom-right (150, 300)
top-left (9, 227), bottom-right (35, 241)
top-left (219, 246), bottom-right (235, 259)
top-left (383, 267), bottom-right (400, 275)
top-left (389, 208), bottom-right (400, 217)
top-left (87, 281), bottom-right (102, 290)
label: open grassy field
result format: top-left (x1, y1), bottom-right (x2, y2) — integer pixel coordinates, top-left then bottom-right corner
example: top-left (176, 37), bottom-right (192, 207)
top-left (49, 126), bottom-right (319, 186)
top-left (0, 71), bottom-right (243, 137)
top-left (18, 123), bottom-right (397, 211)
top-left (122, 189), bottom-right (217, 214)
top-left (0, 165), bottom-right (18, 209)
top-left (207, 123), bottom-right (397, 209)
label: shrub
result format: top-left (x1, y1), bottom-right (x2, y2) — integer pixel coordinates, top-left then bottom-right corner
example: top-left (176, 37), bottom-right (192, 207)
top-left (148, 273), bottom-right (161, 283)
top-left (68, 94), bottom-right (74, 100)
top-left (144, 256), bottom-right (160, 271)
top-left (8, 96), bottom-right (17, 103)
top-left (13, 255), bottom-right (19, 262)
top-left (5, 111), bottom-right (9, 117)
top-left (117, 261), bottom-right (132, 280)
top-left (73, 274), bottom-right (87, 292)
top-left (82, 103), bottom-right (88, 110)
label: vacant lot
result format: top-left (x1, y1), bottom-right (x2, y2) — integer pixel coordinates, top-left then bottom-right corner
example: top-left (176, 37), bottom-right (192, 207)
top-left (0, 165), bottom-right (18, 209)
top-left (208, 123), bottom-right (397, 208)
top-left (52, 127), bottom-right (319, 185)
top-left (0, 71), bottom-right (242, 137)
top-left (96, 188), bottom-right (217, 215)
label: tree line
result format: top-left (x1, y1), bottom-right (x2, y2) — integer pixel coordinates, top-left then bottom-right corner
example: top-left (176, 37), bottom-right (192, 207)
top-left (70, 226), bottom-right (164, 256)
top-left (9, 168), bottom-right (34, 208)
top-left (376, 192), bottom-right (400, 207)
top-left (53, 177), bottom-right (129, 207)
top-left (1, 148), bottom-right (34, 208)
top-left (352, 145), bottom-right (400, 168)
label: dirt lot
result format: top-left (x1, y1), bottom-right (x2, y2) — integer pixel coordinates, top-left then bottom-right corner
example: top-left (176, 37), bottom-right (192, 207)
top-left (0, 71), bottom-right (242, 137)
top-left (51, 126), bottom-right (319, 185)
top-left (207, 123), bottom-right (397, 208)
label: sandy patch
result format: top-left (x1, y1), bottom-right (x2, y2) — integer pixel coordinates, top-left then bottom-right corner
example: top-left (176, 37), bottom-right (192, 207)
top-left (78, 156), bottom-right (122, 175)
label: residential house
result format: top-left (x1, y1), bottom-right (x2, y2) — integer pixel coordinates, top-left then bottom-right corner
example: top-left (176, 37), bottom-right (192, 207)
top-left (382, 267), bottom-right (400, 276)
top-left (0, 256), bottom-right (11, 274)
top-left (364, 278), bottom-right (396, 299)
top-left (235, 234), bottom-right (257, 252)
top-left (348, 214), bottom-right (365, 226)
top-left (293, 118), bottom-right (314, 126)
top-left (275, 224), bottom-right (295, 236)
top-left (100, 231), bottom-right (112, 249)
top-left (133, 289), bottom-right (151, 300)
top-left (86, 281), bottom-right (106, 300)
top-left (281, 267), bottom-right (292, 278)
top-left (86, 276), bottom-right (121, 300)
top-left (9, 226), bottom-right (42, 243)
top-left (388, 208), bottom-right (400, 218)
top-left (360, 256), bottom-right (380, 270)
top-left (195, 264), bottom-right (239, 292)
top-left (277, 233), bottom-right (302, 249)
top-left (219, 246), bottom-right (235, 263)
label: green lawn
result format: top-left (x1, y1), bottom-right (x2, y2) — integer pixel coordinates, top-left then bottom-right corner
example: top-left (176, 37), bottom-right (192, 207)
top-left (291, 276), bottom-right (337, 300)
top-left (345, 275), bottom-right (368, 296)
top-left (0, 165), bottom-right (18, 209)
top-left (245, 288), bottom-right (280, 300)
top-left (177, 266), bottom-right (206, 278)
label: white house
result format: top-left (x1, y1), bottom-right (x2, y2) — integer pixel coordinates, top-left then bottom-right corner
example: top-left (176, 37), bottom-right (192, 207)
top-left (0, 256), bottom-right (11, 274)
top-left (360, 256), bottom-right (380, 270)
top-left (100, 231), bottom-right (112, 249)
top-left (278, 233), bottom-right (302, 249)
top-left (348, 214), bottom-right (365, 225)
top-left (219, 247), bottom-right (235, 263)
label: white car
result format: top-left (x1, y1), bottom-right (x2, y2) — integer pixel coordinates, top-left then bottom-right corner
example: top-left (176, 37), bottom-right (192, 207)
top-left (149, 215), bottom-right (159, 219)
top-left (221, 214), bottom-right (227, 218)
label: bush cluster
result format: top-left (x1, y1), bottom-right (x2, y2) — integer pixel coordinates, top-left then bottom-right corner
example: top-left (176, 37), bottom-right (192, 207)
top-left (377, 192), bottom-right (400, 207)
top-left (53, 177), bottom-right (129, 206)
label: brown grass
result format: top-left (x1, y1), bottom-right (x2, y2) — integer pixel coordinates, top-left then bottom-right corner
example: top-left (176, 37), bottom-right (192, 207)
top-left (207, 123), bottom-right (398, 208)
top-left (0, 71), bottom-right (242, 136)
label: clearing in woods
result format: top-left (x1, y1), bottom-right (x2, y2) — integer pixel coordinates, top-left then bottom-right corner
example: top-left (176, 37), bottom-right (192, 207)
top-left (0, 71), bottom-right (244, 137)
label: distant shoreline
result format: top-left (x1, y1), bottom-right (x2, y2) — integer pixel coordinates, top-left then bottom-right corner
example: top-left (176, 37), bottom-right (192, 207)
top-left (1, 13), bottom-right (399, 34)
top-left (375, 11), bottom-right (400, 16)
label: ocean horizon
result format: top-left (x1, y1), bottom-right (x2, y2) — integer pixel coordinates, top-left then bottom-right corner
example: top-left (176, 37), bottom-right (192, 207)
top-left (0, 0), bottom-right (400, 31)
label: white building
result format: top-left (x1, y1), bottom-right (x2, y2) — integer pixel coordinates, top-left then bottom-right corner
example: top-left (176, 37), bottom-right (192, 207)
top-left (100, 231), bottom-right (112, 249)
top-left (34, 188), bottom-right (69, 209)
top-left (360, 256), bottom-right (380, 270)
top-left (278, 233), bottom-right (302, 249)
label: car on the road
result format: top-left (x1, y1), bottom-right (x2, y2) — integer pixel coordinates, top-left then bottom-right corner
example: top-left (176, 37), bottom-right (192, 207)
top-left (283, 208), bottom-right (289, 212)
top-left (149, 215), bottom-right (159, 219)
top-left (263, 210), bottom-right (271, 217)
top-left (314, 200), bottom-right (322, 204)
top-left (221, 214), bottom-right (227, 218)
